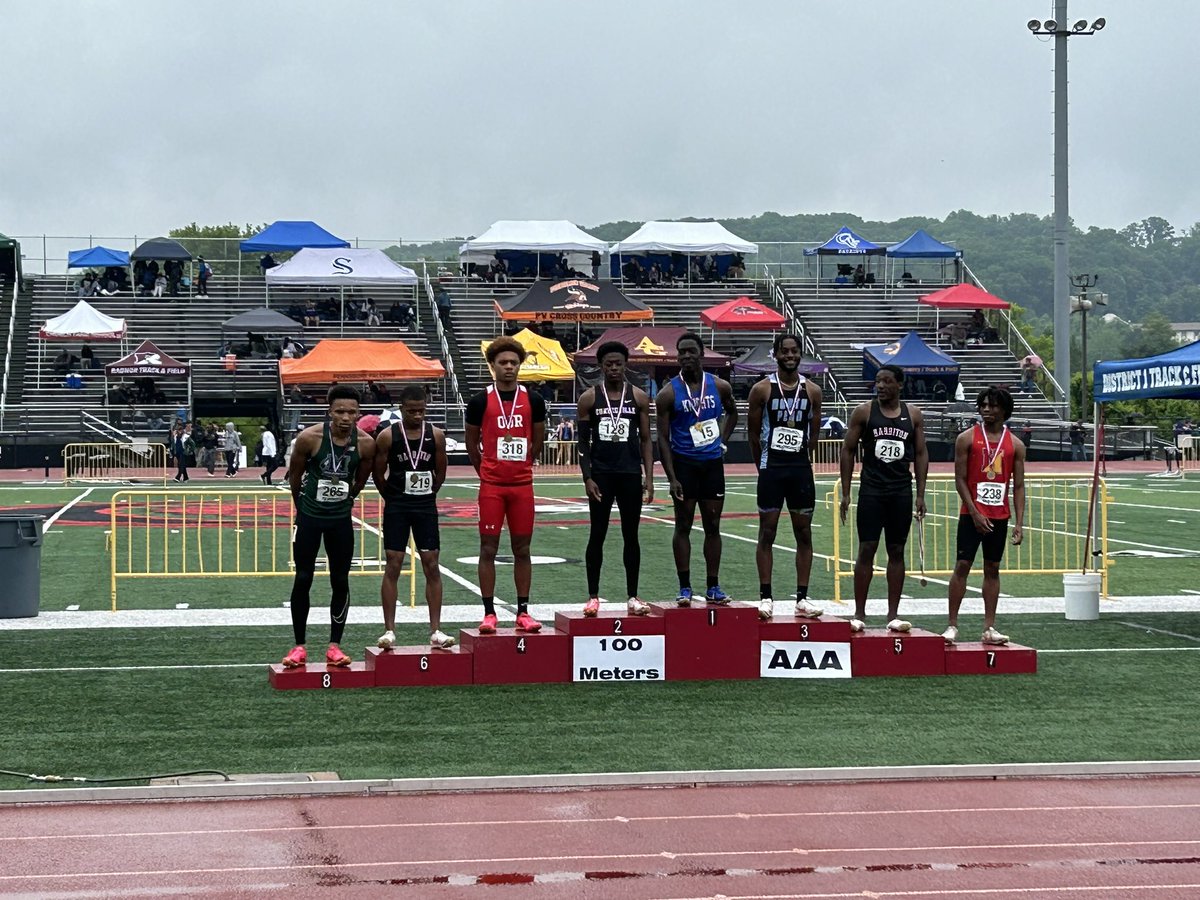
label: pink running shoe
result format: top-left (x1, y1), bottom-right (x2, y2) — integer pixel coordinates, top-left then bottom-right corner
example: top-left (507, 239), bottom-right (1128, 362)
top-left (325, 645), bottom-right (352, 667)
top-left (281, 645), bottom-right (306, 668)
top-left (478, 613), bottom-right (498, 634)
top-left (583, 597), bottom-right (601, 617)
top-left (515, 611), bottom-right (542, 632)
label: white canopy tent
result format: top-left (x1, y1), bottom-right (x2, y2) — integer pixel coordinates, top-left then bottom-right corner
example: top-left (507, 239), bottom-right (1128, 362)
top-left (38, 299), bottom-right (129, 387)
top-left (458, 220), bottom-right (608, 279)
top-left (609, 221), bottom-right (758, 255)
top-left (265, 248), bottom-right (418, 334)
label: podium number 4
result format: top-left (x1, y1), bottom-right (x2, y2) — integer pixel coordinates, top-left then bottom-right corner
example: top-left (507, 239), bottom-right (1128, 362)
top-left (517, 637), bottom-right (527, 654)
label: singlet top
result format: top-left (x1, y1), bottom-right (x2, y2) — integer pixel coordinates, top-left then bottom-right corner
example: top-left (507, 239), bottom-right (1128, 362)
top-left (298, 423), bottom-right (361, 520)
top-left (587, 383), bottom-right (641, 476)
top-left (668, 372), bottom-right (723, 461)
top-left (961, 424), bottom-right (1015, 520)
top-left (859, 400), bottom-right (916, 493)
top-left (758, 373), bottom-right (814, 469)
top-left (383, 421), bottom-right (437, 506)
top-left (468, 385), bottom-right (542, 486)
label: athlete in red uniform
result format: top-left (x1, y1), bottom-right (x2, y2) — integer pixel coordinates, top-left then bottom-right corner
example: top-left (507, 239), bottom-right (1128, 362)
top-left (944, 386), bottom-right (1026, 645)
top-left (465, 336), bottom-right (547, 634)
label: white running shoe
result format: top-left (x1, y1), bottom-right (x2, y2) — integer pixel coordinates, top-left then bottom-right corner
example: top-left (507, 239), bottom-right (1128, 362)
top-left (376, 630), bottom-right (396, 649)
top-left (627, 596), bottom-right (651, 616)
top-left (849, 618), bottom-right (865, 633)
top-left (941, 625), bottom-right (959, 644)
top-left (758, 598), bottom-right (774, 620)
top-left (887, 618), bottom-right (912, 633)
top-left (794, 600), bottom-right (824, 618)
top-left (981, 626), bottom-right (1010, 645)
top-left (430, 629), bottom-right (456, 649)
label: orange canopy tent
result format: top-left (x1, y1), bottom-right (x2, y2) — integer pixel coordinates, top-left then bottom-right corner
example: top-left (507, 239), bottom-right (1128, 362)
top-left (279, 339), bottom-right (444, 384)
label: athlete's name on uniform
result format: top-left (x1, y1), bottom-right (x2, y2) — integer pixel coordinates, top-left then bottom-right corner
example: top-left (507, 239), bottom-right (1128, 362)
top-left (577, 666), bottom-right (662, 681)
top-left (873, 425), bottom-right (910, 440)
top-left (496, 414), bottom-right (525, 428)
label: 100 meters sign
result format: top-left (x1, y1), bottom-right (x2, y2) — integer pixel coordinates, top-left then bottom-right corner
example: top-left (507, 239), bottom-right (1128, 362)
top-left (573, 636), bottom-right (665, 682)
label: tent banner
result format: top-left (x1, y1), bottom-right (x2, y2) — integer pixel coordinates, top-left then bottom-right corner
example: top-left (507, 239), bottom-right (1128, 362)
top-left (1096, 360), bottom-right (1200, 401)
top-left (106, 341), bottom-right (189, 377)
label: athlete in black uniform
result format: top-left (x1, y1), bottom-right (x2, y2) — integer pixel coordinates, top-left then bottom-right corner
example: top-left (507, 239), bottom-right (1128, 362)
top-left (747, 332), bottom-right (825, 621)
top-left (281, 384), bottom-right (377, 668)
top-left (576, 341), bottom-right (654, 617)
top-left (839, 364), bottom-right (928, 633)
top-left (373, 385), bottom-right (454, 650)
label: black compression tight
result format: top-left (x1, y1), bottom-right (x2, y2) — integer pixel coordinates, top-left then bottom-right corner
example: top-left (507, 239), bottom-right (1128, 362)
top-left (585, 473), bottom-right (643, 597)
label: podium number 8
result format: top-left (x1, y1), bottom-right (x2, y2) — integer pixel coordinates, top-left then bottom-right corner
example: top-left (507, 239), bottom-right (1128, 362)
top-left (322, 673), bottom-right (331, 688)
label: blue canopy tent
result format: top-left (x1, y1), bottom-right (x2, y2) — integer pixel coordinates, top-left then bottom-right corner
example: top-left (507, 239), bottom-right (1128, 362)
top-left (1093, 339), bottom-right (1200, 402)
top-left (239, 221), bottom-right (350, 252)
top-left (804, 226), bottom-right (884, 290)
top-left (885, 229), bottom-right (962, 288)
top-left (67, 246), bottom-right (131, 268)
top-left (863, 330), bottom-right (959, 402)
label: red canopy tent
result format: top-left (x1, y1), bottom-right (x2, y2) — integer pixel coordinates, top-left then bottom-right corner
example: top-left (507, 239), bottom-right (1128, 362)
top-left (699, 296), bottom-right (786, 330)
top-left (918, 283), bottom-right (1011, 310)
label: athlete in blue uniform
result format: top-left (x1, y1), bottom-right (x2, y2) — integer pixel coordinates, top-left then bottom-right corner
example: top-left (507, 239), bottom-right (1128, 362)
top-left (655, 331), bottom-right (739, 605)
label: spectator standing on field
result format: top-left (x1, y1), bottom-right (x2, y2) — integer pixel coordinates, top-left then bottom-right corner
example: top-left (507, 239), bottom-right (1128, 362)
top-left (223, 422), bottom-right (243, 477)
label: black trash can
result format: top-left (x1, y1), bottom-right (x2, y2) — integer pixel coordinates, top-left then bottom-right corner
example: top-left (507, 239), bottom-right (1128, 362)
top-left (0, 515), bottom-right (44, 618)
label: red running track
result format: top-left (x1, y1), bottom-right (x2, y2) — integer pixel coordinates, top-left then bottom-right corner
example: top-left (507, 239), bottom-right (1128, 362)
top-left (3, 776), bottom-right (1200, 898)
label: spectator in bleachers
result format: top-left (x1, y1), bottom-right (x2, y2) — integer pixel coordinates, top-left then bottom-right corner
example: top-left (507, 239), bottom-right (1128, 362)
top-left (648, 263), bottom-right (662, 287)
top-left (853, 264), bottom-right (866, 288)
top-left (196, 257), bottom-right (212, 297)
top-left (689, 256), bottom-right (704, 282)
top-left (318, 296), bottom-right (338, 321)
top-left (77, 274), bottom-right (97, 298)
top-left (52, 349), bottom-right (77, 375)
top-left (727, 254), bottom-right (746, 279)
top-left (164, 258), bottom-right (183, 297)
top-left (489, 253), bottom-right (509, 283)
top-left (303, 302), bottom-right (320, 327)
top-left (152, 272), bottom-right (167, 298)
top-left (375, 382), bottom-right (393, 406)
top-left (435, 285), bottom-right (453, 326)
top-left (80, 343), bottom-right (95, 370)
top-left (364, 298), bottom-right (381, 327)
top-left (898, 271), bottom-right (916, 287)
top-left (941, 320), bottom-right (968, 350)
top-left (260, 253), bottom-right (277, 274)
top-left (133, 259), bottom-right (147, 290)
top-left (591, 250), bottom-right (601, 280)
top-left (704, 255), bottom-right (719, 282)
top-left (623, 257), bottom-right (648, 287)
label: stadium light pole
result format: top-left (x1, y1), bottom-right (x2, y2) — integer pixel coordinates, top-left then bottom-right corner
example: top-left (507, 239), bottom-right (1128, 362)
top-left (1070, 273), bottom-right (1104, 420)
top-left (1027, 5), bottom-right (1106, 419)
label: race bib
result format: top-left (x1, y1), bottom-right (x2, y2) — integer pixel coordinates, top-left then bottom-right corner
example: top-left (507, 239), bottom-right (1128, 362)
top-left (689, 419), bottom-right (720, 448)
top-left (769, 426), bottom-right (804, 452)
top-left (975, 481), bottom-right (1005, 506)
top-left (497, 436), bottom-right (527, 461)
top-left (405, 471), bottom-right (434, 495)
top-left (598, 418), bottom-right (630, 442)
top-left (875, 438), bottom-right (905, 462)
top-left (316, 478), bottom-right (350, 504)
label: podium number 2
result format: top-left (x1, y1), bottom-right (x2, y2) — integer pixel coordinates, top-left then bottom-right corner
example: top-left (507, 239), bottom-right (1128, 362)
top-left (517, 637), bottom-right (527, 654)
top-left (612, 619), bottom-right (623, 634)
top-left (986, 651), bottom-right (996, 668)
top-left (322, 673), bottom-right (331, 688)
top-left (893, 638), bottom-right (903, 655)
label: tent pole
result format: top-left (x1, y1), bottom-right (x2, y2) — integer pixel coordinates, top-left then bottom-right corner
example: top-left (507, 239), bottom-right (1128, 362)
top-left (237, 253), bottom-right (242, 297)
top-left (340, 287), bottom-right (345, 337)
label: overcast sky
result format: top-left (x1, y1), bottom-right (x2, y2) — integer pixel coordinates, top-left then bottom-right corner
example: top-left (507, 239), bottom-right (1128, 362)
top-left (1, 0), bottom-right (1193, 243)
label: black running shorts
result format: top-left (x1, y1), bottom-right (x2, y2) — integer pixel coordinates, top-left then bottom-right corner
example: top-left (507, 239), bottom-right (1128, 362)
top-left (856, 488), bottom-right (913, 546)
top-left (955, 513), bottom-right (1009, 564)
top-left (756, 465), bottom-right (816, 515)
top-left (383, 502), bottom-right (440, 554)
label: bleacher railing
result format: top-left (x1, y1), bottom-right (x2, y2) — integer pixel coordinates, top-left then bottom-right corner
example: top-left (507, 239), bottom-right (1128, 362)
top-left (768, 272), bottom-right (845, 405)
top-left (0, 277), bottom-right (16, 430)
top-left (424, 269), bottom-right (466, 415)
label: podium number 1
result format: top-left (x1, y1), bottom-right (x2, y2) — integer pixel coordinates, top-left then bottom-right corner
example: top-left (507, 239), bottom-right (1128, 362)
top-left (708, 610), bottom-right (717, 627)
top-left (517, 637), bottom-right (527, 654)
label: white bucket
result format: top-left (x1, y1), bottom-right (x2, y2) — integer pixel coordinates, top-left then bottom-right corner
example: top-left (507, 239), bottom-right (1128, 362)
top-left (1063, 572), bottom-right (1101, 620)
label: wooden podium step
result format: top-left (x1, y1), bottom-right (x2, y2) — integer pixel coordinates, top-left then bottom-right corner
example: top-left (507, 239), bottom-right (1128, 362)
top-left (268, 661), bottom-right (375, 690)
top-left (459, 628), bottom-right (571, 684)
top-left (554, 609), bottom-right (667, 636)
top-left (365, 645), bottom-right (474, 686)
top-left (556, 609), bottom-right (667, 683)
top-left (944, 641), bottom-right (1038, 675)
top-left (850, 628), bottom-right (946, 677)
top-left (650, 601), bottom-right (760, 681)
top-left (759, 615), bottom-right (853, 643)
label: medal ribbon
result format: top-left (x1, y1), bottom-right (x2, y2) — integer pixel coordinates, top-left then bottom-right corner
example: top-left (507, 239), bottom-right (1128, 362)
top-left (400, 421), bottom-right (427, 472)
top-left (602, 383), bottom-right (628, 434)
top-left (778, 376), bottom-right (804, 425)
top-left (979, 424), bottom-right (1007, 476)
top-left (496, 385), bottom-right (521, 433)
top-left (680, 372), bottom-right (708, 419)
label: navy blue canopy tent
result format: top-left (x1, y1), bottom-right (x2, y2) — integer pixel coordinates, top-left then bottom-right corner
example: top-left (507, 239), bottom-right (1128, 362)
top-left (863, 330), bottom-right (959, 401)
top-left (67, 246), bottom-right (130, 268)
top-left (239, 221), bottom-right (350, 252)
top-left (1093, 338), bottom-right (1200, 402)
top-left (885, 229), bottom-right (961, 259)
top-left (804, 227), bottom-right (884, 256)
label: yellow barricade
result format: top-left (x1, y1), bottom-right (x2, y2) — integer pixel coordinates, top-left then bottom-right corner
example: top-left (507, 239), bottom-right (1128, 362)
top-left (65, 442), bottom-right (168, 485)
top-left (828, 473), bottom-right (1110, 602)
top-left (108, 489), bottom-right (416, 611)
top-left (811, 438), bottom-right (841, 475)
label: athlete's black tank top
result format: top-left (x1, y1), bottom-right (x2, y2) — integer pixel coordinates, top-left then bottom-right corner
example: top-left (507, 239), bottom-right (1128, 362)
top-left (860, 400), bottom-right (915, 492)
top-left (758, 373), bottom-right (814, 469)
top-left (588, 384), bottom-right (641, 476)
top-left (384, 421), bottom-right (437, 505)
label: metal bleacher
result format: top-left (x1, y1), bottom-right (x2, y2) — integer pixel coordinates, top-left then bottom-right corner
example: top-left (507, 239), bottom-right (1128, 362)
top-left (10, 273), bottom-right (446, 437)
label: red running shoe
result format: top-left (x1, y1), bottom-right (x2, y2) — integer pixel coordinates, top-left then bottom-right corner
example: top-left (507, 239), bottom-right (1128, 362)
top-left (515, 611), bottom-right (542, 633)
top-left (325, 645), bottom-right (352, 667)
top-left (281, 645), bottom-right (306, 668)
top-left (583, 597), bottom-right (601, 617)
top-left (478, 613), bottom-right (498, 634)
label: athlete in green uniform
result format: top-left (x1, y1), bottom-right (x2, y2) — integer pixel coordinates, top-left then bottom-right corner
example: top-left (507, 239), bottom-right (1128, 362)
top-left (281, 385), bottom-right (376, 668)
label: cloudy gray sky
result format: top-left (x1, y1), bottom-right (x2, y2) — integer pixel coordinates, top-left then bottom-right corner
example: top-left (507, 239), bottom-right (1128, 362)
top-left (1, 0), bottom-right (1193, 243)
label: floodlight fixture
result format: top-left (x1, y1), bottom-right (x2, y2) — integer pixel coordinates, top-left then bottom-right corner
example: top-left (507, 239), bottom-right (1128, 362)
top-left (1043, 19), bottom-right (1058, 32)
top-left (1092, 17), bottom-right (1106, 30)
top-left (1073, 19), bottom-right (1088, 31)
top-left (1028, 18), bottom-right (1042, 31)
